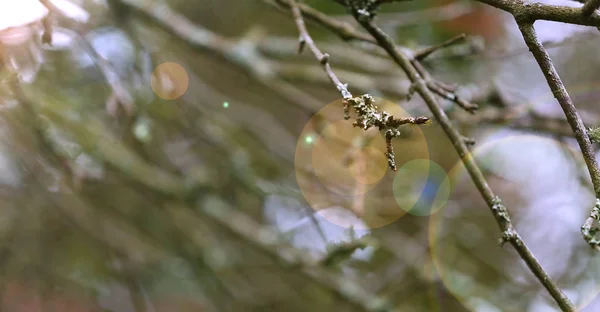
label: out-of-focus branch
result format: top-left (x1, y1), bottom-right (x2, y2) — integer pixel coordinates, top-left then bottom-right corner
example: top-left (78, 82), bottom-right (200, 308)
top-left (452, 106), bottom-right (600, 138)
top-left (116, 0), bottom-right (326, 112)
top-left (40, 0), bottom-right (136, 116)
top-left (581, 0), bottom-right (600, 16)
top-left (199, 196), bottom-right (393, 312)
top-left (380, 1), bottom-right (474, 27)
top-left (414, 33), bottom-right (467, 61)
top-left (266, 0), bottom-right (376, 43)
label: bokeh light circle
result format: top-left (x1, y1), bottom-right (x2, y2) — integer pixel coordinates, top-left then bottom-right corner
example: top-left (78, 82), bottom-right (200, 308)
top-left (295, 97), bottom-right (430, 229)
top-left (311, 120), bottom-right (388, 196)
top-left (430, 130), bottom-right (599, 311)
top-left (151, 62), bottom-right (189, 100)
top-left (393, 159), bottom-right (451, 216)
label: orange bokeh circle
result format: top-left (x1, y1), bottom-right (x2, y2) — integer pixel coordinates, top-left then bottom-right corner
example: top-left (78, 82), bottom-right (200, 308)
top-left (151, 62), bottom-right (189, 100)
top-left (295, 97), bottom-right (430, 229)
top-left (311, 120), bottom-right (388, 196)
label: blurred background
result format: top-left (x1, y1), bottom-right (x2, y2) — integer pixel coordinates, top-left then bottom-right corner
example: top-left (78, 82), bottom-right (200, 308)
top-left (1, 0), bottom-right (600, 311)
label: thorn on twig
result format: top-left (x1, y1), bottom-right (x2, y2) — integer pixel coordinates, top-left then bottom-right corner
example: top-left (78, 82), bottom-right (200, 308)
top-left (298, 35), bottom-right (306, 54)
top-left (320, 53), bottom-right (330, 65)
top-left (462, 136), bottom-right (476, 146)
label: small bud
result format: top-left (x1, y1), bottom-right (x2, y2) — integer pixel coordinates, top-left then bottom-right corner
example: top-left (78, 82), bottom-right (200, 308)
top-left (320, 53), bottom-right (329, 64)
top-left (297, 36), bottom-right (306, 54)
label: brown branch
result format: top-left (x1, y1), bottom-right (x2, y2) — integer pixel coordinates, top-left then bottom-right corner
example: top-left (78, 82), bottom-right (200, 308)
top-left (271, 0), bottom-right (477, 113)
top-left (517, 20), bottom-right (600, 254)
top-left (582, 0), bottom-right (600, 16)
top-left (268, 0), bottom-right (376, 43)
top-left (288, 0), bottom-right (429, 171)
top-left (289, 0), bottom-right (352, 99)
top-left (515, 21), bottom-right (600, 198)
top-left (474, 0), bottom-right (600, 26)
top-left (339, 1), bottom-right (575, 310)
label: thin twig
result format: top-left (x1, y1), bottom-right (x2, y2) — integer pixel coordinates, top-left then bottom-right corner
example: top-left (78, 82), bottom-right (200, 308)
top-left (289, 0), bottom-right (351, 99)
top-left (426, 81), bottom-right (478, 113)
top-left (289, 0), bottom-right (429, 170)
top-left (269, 0), bottom-right (376, 43)
top-left (341, 1), bottom-right (575, 310)
top-left (414, 33), bottom-right (467, 61)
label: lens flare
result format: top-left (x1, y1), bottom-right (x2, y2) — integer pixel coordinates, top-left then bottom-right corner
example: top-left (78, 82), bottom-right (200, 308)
top-left (295, 97), bottom-right (429, 229)
top-left (151, 62), bottom-right (189, 100)
top-left (430, 131), bottom-right (599, 311)
top-left (393, 159), bottom-right (451, 216)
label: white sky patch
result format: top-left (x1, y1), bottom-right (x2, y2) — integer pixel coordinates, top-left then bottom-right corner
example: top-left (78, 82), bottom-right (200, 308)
top-left (0, 0), bottom-right (48, 31)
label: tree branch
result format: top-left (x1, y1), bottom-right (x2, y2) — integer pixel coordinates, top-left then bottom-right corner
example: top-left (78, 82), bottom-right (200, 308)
top-left (515, 21), bottom-right (600, 254)
top-left (288, 0), bottom-right (429, 171)
top-left (289, 0), bottom-right (352, 99)
top-left (474, 0), bottom-right (600, 26)
top-left (199, 196), bottom-right (394, 312)
top-left (268, 0), bottom-right (376, 43)
top-left (339, 1), bottom-right (575, 310)
top-left (582, 0), bottom-right (600, 16)
top-left (516, 21), bottom-right (600, 193)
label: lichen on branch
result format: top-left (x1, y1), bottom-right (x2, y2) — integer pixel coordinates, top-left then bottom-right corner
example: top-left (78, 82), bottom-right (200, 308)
top-left (344, 94), bottom-right (429, 171)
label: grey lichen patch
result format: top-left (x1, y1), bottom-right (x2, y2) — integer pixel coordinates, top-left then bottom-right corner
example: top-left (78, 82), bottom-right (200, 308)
top-left (499, 228), bottom-right (518, 247)
top-left (345, 94), bottom-right (430, 171)
top-left (491, 196), bottom-right (511, 224)
top-left (581, 199), bottom-right (600, 249)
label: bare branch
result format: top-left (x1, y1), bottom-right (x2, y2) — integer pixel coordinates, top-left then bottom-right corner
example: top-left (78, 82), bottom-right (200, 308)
top-left (288, 0), bottom-right (429, 171)
top-left (582, 0), bottom-right (600, 16)
top-left (338, 1), bottom-right (575, 310)
top-left (516, 21), bottom-right (600, 253)
top-left (289, 0), bottom-right (352, 99)
top-left (267, 0), bottom-right (376, 43)
top-left (474, 0), bottom-right (600, 26)
top-left (200, 196), bottom-right (394, 312)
